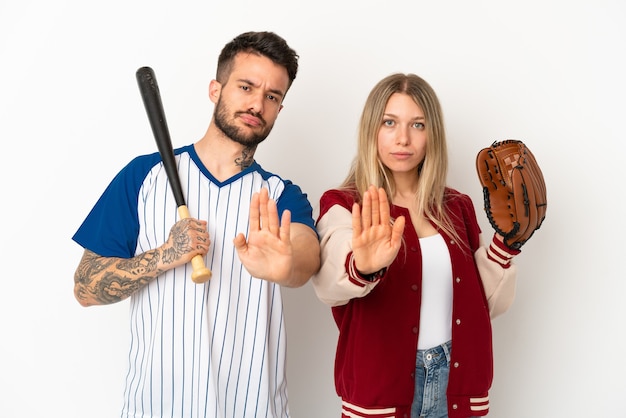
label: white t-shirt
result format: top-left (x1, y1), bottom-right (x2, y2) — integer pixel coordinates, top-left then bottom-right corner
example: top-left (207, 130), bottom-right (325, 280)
top-left (417, 233), bottom-right (453, 350)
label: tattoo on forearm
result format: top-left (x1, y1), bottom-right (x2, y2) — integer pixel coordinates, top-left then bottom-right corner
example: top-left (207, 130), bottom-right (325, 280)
top-left (75, 253), bottom-right (116, 282)
top-left (117, 251), bottom-right (159, 275)
top-left (93, 272), bottom-right (146, 304)
top-left (235, 146), bottom-right (256, 170)
top-left (75, 250), bottom-right (162, 305)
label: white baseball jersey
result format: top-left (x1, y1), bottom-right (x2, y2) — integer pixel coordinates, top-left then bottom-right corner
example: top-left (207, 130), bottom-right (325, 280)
top-left (73, 144), bottom-right (316, 418)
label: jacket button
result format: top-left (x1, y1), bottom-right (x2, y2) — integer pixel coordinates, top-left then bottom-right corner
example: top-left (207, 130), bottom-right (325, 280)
top-left (411, 284), bottom-right (418, 291)
top-left (412, 327), bottom-right (418, 334)
top-left (456, 319), bottom-right (461, 325)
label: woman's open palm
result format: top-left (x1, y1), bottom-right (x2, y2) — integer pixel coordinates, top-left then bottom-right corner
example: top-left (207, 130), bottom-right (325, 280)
top-left (351, 186), bottom-right (405, 274)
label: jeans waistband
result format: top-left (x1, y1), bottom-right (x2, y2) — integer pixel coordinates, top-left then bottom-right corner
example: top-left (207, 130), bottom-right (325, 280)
top-left (416, 340), bottom-right (451, 367)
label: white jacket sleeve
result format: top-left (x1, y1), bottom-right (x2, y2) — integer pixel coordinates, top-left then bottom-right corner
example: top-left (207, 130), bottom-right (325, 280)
top-left (475, 234), bottom-right (520, 318)
top-left (311, 205), bottom-right (381, 307)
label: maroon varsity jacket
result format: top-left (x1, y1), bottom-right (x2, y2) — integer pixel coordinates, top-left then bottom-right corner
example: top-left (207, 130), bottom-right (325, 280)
top-left (312, 187), bottom-right (519, 418)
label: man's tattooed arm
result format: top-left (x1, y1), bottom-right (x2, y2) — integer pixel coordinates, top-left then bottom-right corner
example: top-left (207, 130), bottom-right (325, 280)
top-left (73, 249), bottom-right (164, 307)
top-left (235, 145), bottom-right (256, 170)
top-left (73, 218), bottom-right (209, 307)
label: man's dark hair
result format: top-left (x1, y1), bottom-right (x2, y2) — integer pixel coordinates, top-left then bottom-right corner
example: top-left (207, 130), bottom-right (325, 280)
top-left (216, 31), bottom-right (299, 90)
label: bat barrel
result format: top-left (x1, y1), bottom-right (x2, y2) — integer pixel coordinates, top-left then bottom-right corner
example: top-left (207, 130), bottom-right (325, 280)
top-left (136, 66), bottom-right (186, 207)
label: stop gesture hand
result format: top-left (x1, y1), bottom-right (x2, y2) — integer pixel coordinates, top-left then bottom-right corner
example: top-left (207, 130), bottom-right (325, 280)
top-left (233, 188), bottom-right (294, 282)
top-left (352, 186), bottom-right (405, 275)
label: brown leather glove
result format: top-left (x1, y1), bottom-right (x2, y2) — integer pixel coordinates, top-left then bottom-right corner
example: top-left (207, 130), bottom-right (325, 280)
top-left (476, 140), bottom-right (547, 250)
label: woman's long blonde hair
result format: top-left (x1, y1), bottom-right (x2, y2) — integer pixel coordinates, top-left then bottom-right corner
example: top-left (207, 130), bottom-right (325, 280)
top-left (341, 73), bottom-right (461, 243)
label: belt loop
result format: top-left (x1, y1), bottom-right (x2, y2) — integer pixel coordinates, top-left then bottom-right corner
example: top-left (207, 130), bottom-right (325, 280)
top-left (441, 340), bottom-right (452, 363)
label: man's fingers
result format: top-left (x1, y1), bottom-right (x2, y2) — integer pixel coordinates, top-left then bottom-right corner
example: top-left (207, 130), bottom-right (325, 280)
top-left (247, 188), bottom-right (284, 238)
top-left (279, 209), bottom-right (291, 244)
top-left (257, 188), bottom-right (281, 235)
top-left (267, 196), bottom-right (280, 235)
top-left (258, 188), bottom-right (269, 231)
top-left (233, 233), bottom-right (247, 250)
top-left (249, 192), bottom-right (261, 232)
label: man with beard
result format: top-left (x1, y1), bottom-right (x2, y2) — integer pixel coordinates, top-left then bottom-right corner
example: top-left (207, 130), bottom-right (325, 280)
top-left (72, 31), bottom-right (320, 418)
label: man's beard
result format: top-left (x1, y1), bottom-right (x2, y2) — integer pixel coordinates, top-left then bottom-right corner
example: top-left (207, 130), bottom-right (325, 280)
top-left (213, 97), bottom-right (273, 148)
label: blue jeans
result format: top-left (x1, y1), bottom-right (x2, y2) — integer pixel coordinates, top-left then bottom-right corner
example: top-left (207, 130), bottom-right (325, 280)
top-left (411, 341), bottom-right (452, 418)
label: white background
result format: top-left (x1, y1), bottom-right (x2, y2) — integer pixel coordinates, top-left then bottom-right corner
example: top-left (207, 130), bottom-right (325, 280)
top-left (1, 0), bottom-right (624, 417)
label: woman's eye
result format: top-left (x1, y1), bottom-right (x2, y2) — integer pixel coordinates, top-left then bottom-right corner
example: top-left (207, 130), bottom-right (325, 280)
top-left (383, 120), bottom-right (394, 127)
top-left (413, 122), bottom-right (425, 129)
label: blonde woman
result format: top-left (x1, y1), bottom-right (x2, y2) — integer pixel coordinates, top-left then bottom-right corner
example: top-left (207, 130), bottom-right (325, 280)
top-left (312, 73), bottom-right (520, 418)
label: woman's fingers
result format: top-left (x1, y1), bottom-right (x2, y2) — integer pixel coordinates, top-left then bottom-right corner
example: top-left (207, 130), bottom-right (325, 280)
top-left (361, 189), bottom-right (372, 229)
top-left (369, 186), bottom-right (381, 226)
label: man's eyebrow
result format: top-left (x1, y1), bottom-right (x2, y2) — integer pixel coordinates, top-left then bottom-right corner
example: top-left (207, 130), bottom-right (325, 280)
top-left (268, 88), bottom-right (285, 98)
top-left (237, 78), bottom-right (285, 98)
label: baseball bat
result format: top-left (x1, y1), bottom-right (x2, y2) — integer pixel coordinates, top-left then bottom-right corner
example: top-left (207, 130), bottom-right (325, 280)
top-left (136, 66), bottom-right (212, 283)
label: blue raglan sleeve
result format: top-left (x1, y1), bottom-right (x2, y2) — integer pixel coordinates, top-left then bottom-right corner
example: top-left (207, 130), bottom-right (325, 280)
top-left (276, 180), bottom-right (316, 232)
top-left (72, 153), bottom-right (161, 258)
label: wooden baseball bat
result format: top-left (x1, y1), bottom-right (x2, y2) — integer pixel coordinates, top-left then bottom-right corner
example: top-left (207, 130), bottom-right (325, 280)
top-left (136, 66), bottom-right (212, 283)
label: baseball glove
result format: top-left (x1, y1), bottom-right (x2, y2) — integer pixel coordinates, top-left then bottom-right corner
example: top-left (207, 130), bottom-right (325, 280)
top-left (476, 139), bottom-right (547, 250)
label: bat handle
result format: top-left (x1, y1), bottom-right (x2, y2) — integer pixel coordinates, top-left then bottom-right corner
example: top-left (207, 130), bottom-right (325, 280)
top-left (177, 206), bottom-right (213, 283)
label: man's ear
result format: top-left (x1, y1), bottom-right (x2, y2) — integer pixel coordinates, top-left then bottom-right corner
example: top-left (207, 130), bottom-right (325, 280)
top-left (278, 104), bottom-right (284, 113)
top-left (208, 79), bottom-right (221, 103)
